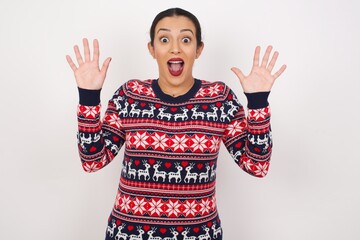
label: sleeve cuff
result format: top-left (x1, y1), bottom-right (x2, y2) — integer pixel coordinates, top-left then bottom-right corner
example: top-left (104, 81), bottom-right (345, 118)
top-left (78, 87), bottom-right (101, 106)
top-left (244, 91), bottom-right (270, 109)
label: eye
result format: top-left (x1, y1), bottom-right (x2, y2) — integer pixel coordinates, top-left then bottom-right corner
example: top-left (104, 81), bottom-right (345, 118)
top-left (182, 37), bottom-right (191, 43)
top-left (160, 37), bottom-right (169, 43)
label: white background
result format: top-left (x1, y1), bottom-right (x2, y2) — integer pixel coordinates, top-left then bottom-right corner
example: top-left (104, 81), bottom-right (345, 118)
top-left (1, 0), bottom-right (359, 239)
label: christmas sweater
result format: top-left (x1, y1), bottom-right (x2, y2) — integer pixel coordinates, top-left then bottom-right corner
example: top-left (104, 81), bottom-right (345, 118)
top-left (77, 79), bottom-right (272, 240)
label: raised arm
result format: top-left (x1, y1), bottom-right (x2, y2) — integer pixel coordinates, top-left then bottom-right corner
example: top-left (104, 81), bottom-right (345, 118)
top-left (67, 38), bottom-right (124, 173)
top-left (224, 45), bottom-right (286, 177)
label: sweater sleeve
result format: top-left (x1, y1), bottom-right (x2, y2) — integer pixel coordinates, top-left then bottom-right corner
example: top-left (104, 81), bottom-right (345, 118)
top-left (222, 89), bottom-right (272, 177)
top-left (77, 87), bottom-right (126, 173)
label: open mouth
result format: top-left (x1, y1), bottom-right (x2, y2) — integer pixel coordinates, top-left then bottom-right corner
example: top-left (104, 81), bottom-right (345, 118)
top-left (167, 58), bottom-right (184, 76)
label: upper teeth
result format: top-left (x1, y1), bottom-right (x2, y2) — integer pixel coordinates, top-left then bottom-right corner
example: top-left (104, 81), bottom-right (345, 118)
top-left (169, 61), bottom-right (182, 64)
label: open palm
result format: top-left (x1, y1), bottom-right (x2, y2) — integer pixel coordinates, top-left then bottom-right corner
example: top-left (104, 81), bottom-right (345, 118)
top-left (231, 45), bottom-right (286, 93)
top-left (66, 38), bottom-right (111, 90)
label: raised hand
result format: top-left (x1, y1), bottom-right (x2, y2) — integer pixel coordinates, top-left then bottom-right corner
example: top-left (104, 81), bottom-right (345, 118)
top-left (66, 38), bottom-right (111, 90)
top-left (231, 45), bottom-right (286, 93)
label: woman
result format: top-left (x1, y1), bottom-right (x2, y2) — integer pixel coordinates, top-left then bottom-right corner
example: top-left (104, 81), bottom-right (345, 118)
top-left (66, 7), bottom-right (286, 240)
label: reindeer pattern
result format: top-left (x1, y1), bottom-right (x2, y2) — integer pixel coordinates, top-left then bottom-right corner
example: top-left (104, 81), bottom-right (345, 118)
top-left (77, 79), bottom-right (271, 240)
top-left (121, 158), bottom-right (216, 184)
top-left (105, 219), bottom-right (222, 240)
top-left (107, 90), bottom-right (238, 125)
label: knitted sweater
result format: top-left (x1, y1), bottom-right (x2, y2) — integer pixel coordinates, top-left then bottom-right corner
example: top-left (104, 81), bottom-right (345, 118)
top-left (77, 79), bottom-right (272, 240)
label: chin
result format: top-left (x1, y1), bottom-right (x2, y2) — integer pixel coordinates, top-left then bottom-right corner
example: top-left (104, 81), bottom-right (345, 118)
top-left (166, 77), bottom-right (186, 87)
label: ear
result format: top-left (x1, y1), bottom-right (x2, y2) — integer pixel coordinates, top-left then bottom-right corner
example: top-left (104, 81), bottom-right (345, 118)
top-left (148, 42), bottom-right (155, 58)
top-left (195, 42), bottom-right (204, 59)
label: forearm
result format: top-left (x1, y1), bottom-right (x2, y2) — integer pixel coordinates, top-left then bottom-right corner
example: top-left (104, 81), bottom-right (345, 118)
top-left (224, 92), bottom-right (272, 177)
top-left (77, 88), bottom-right (125, 172)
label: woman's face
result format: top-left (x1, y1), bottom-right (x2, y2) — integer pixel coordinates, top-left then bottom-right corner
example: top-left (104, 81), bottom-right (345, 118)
top-left (148, 15), bottom-right (203, 88)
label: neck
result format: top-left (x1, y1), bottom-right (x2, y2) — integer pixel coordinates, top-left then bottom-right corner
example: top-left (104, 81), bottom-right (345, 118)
top-left (157, 78), bottom-right (195, 97)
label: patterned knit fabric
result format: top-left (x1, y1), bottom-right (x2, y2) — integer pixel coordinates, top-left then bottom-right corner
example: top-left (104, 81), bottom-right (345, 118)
top-left (77, 79), bottom-right (272, 240)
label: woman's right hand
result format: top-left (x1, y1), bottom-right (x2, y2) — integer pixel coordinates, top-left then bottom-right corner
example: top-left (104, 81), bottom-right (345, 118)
top-left (66, 38), bottom-right (111, 90)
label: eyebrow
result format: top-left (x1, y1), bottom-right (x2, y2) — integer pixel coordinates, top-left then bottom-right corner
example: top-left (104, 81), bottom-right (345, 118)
top-left (157, 28), bottom-right (194, 35)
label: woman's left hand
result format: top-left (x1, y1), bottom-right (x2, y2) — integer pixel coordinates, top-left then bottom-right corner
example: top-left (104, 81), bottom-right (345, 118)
top-left (231, 45), bottom-right (286, 93)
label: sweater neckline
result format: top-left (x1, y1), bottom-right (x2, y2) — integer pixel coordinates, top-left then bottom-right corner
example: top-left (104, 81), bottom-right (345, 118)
top-left (152, 78), bottom-right (201, 103)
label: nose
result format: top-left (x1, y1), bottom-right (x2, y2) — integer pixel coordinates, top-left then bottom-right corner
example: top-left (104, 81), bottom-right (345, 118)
top-left (170, 41), bottom-right (180, 54)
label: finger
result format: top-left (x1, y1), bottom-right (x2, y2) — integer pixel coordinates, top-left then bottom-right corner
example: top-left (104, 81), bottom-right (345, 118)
top-left (231, 67), bottom-right (245, 81)
top-left (100, 57), bottom-right (112, 76)
top-left (261, 45), bottom-right (273, 68)
top-left (74, 45), bottom-right (84, 65)
top-left (83, 38), bottom-right (91, 62)
top-left (93, 39), bottom-right (100, 63)
top-left (253, 46), bottom-right (261, 67)
top-left (273, 64), bottom-right (287, 80)
top-left (66, 55), bottom-right (77, 72)
top-left (267, 51), bottom-right (279, 72)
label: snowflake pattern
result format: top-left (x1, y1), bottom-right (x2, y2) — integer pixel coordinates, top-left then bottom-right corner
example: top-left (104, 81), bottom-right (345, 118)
top-left (77, 79), bottom-right (272, 233)
top-left (148, 198), bottom-right (164, 217)
top-left (225, 119), bottom-right (246, 136)
top-left (125, 133), bottom-right (132, 148)
top-left (209, 137), bottom-right (221, 153)
top-left (248, 107), bottom-right (270, 121)
top-left (199, 198), bottom-right (211, 215)
top-left (132, 197), bottom-right (146, 215)
top-left (78, 105), bottom-right (100, 118)
top-left (120, 195), bottom-right (131, 213)
top-left (133, 131), bottom-right (149, 149)
top-left (241, 157), bottom-right (254, 172)
top-left (254, 162), bottom-right (269, 177)
top-left (184, 200), bottom-right (198, 217)
top-left (151, 132), bottom-right (169, 151)
top-left (166, 199), bottom-right (181, 217)
top-left (207, 84), bottom-right (224, 97)
top-left (190, 134), bottom-right (208, 152)
top-left (116, 195), bottom-right (216, 218)
top-left (126, 133), bottom-right (227, 153)
top-left (82, 161), bottom-right (101, 172)
top-left (195, 87), bottom-right (207, 98)
top-left (143, 87), bottom-right (155, 97)
top-left (171, 134), bottom-right (189, 152)
top-left (104, 113), bottom-right (122, 129)
top-left (128, 80), bottom-right (144, 94)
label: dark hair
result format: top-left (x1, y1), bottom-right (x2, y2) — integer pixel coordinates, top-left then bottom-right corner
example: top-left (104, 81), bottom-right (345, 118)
top-left (149, 8), bottom-right (203, 48)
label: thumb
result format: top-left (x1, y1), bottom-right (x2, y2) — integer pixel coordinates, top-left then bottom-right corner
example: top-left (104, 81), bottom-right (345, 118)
top-left (231, 67), bottom-right (245, 82)
top-left (100, 57), bottom-right (112, 76)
